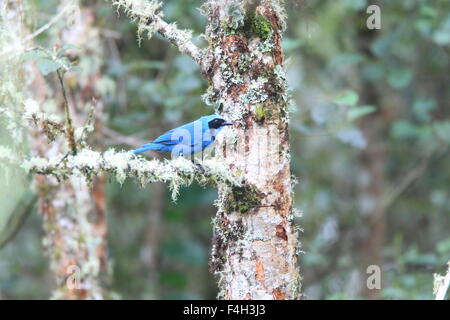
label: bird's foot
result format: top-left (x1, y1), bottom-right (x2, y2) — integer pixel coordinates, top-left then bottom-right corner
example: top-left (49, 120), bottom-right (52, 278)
top-left (193, 161), bottom-right (205, 174)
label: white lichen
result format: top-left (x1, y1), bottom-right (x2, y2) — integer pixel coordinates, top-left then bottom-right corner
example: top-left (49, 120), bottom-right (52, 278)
top-left (0, 145), bottom-right (19, 165)
top-left (23, 148), bottom-right (241, 201)
top-left (434, 261), bottom-right (450, 300)
top-left (241, 78), bottom-right (269, 104)
top-left (111, 0), bottom-right (204, 68)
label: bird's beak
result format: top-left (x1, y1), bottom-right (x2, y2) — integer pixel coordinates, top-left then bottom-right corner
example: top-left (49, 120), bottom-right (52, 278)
top-left (222, 121), bottom-right (233, 126)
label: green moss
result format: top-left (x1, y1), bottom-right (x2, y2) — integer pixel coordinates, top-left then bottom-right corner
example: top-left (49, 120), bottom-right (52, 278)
top-left (223, 185), bottom-right (261, 214)
top-left (242, 13), bottom-right (272, 40)
top-left (221, 21), bottom-right (238, 35)
top-left (252, 14), bottom-right (272, 40)
top-left (255, 105), bottom-right (266, 124)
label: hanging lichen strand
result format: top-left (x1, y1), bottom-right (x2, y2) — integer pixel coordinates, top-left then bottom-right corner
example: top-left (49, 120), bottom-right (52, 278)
top-left (203, 0), bottom-right (301, 299)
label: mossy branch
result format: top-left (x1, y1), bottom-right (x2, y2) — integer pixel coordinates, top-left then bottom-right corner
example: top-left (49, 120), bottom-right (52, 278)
top-left (434, 261), bottom-right (450, 300)
top-left (111, 0), bottom-right (206, 70)
top-left (23, 149), bottom-right (241, 201)
top-left (14, 95), bottom-right (240, 201)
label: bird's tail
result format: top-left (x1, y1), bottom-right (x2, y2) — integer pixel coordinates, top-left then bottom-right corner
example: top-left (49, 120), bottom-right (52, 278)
top-left (132, 143), bottom-right (158, 155)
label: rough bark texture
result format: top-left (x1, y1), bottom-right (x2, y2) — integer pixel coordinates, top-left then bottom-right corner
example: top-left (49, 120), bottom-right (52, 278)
top-left (7, 0), bottom-right (108, 299)
top-left (48, 3), bottom-right (108, 299)
top-left (60, 4), bottom-right (110, 285)
top-left (204, 0), bottom-right (301, 299)
top-left (37, 176), bottom-right (104, 299)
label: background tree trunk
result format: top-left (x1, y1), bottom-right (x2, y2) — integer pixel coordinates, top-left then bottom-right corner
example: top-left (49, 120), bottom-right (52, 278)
top-left (206, 0), bottom-right (301, 299)
top-left (141, 181), bottom-right (165, 298)
top-left (6, 0), bottom-right (108, 299)
top-left (356, 10), bottom-right (387, 299)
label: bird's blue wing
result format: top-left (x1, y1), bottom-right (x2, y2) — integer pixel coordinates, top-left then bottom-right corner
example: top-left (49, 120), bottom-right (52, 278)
top-left (133, 118), bottom-right (215, 155)
top-left (151, 129), bottom-right (178, 146)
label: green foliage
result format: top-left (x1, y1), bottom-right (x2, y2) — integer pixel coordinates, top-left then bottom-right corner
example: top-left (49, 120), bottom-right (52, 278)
top-left (243, 12), bottom-right (272, 40)
top-left (36, 59), bottom-right (61, 76)
top-left (433, 121), bottom-right (450, 143)
top-left (288, 0), bottom-right (450, 300)
top-left (255, 105), bottom-right (267, 124)
top-left (1, 0), bottom-right (450, 301)
top-left (23, 47), bottom-right (80, 76)
top-left (387, 68), bottom-right (413, 89)
top-left (413, 99), bottom-right (436, 122)
top-left (335, 90), bottom-right (359, 106)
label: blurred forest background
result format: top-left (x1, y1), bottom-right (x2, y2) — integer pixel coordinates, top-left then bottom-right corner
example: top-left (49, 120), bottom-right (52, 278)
top-left (1, 0), bottom-right (450, 299)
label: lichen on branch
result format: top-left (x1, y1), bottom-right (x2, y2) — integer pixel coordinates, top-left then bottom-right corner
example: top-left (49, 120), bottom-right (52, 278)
top-left (111, 0), bottom-right (206, 69)
top-left (23, 149), bottom-right (241, 201)
top-left (434, 261), bottom-right (450, 300)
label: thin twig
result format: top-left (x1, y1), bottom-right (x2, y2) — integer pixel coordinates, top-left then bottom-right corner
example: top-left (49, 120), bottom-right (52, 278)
top-left (57, 69), bottom-right (77, 155)
top-left (382, 146), bottom-right (450, 211)
top-left (381, 156), bottom-right (430, 210)
top-left (102, 127), bottom-right (147, 148)
top-left (151, 15), bottom-right (204, 68)
top-left (0, 1), bottom-right (74, 57)
top-left (113, 0), bottom-right (206, 71)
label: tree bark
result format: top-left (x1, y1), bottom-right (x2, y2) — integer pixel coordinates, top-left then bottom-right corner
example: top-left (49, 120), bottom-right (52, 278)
top-left (356, 8), bottom-right (386, 299)
top-left (358, 120), bottom-right (386, 300)
top-left (205, 0), bottom-right (301, 299)
top-left (7, 0), bottom-right (108, 299)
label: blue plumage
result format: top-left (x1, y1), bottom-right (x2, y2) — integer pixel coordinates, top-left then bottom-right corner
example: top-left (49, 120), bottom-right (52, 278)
top-left (132, 115), bottom-right (232, 157)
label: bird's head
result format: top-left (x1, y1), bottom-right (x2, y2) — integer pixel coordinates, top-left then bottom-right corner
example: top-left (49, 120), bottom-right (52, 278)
top-left (203, 115), bottom-right (233, 129)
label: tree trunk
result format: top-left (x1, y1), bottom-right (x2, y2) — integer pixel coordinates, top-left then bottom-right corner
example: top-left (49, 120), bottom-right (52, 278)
top-left (142, 181), bottom-right (165, 298)
top-left (205, 0), bottom-right (301, 299)
top-left (7, 0), bottom-right (108, 299)
top-left (358, 121), bottom-right (386, 300)
top-left (356, 9), bottom-right (386, 299)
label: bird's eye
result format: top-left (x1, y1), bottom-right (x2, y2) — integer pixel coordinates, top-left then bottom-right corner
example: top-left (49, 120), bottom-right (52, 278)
top-left (209, 118), bottom-right (223, 129)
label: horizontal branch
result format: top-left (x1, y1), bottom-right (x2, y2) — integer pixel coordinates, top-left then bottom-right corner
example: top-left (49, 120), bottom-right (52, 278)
top-left (112, 0), bottom-right (206, 69)
top-left (23, 148), bottom-right (240, 200)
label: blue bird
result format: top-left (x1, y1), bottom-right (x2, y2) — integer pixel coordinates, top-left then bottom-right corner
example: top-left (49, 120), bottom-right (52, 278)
top-left (132, 115), bottom-right (232, 157)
